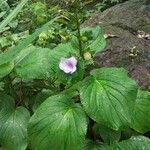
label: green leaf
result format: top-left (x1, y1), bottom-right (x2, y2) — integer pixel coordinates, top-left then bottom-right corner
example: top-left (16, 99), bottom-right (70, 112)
top-left (93, 124), bottom-right (121, 144)
top-left (0, 0), bottom-right (4, 6)
top-left (131, 90), bottom-right (150, 133)
top-left (71, 26), bottom-right (106, 54)
top-left (0, 46), bottom-right (35, 78)
top-left (0, 92), bottom-right (30, 150)
top-left (0, 36), bottom-right (12, 48)
top-left (0, 62), bottom-right (14, 78)
top-left (83, 139), bottom-right (108, 150)
top-left (15, 47), bottom-right (53, 79)
top-left (15, 43), bottom-right (78, 79)
top-left (0, 82), bottom-right (4, 91)
top-left (0, 0), bottom-right (28, 32)
top-left (0, 17), bottom-right (58, 65)
top-left (80, 68), bottom-right (138, 130)
top-left (32, 90), bottom-right (53, 112)
top-left (82, 26), bottom-right (106, 54)
top-left (0, 11), bottom-right (6, 19)
top-left (14, 45), bottom-right (36, 65)
top-left (28, 94), bottom-right (87, 150)
top-left (110, 136), bottom-right (150, 150)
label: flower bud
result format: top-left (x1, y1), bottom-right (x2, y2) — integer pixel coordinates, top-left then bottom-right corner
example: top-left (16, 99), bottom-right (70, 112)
top-left (83, 52), bottom-right (92, 60)
top-left (81, 36), bottom-right (88, 42)
top-left (39, 32), bottom-right (48, 40)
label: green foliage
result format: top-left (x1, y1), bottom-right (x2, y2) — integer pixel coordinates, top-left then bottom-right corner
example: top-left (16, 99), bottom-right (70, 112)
top-left (0, 0), bottom-right (149, 149)
top-left (110, 136), bottom-right (150, 149)
top-left (28, 94), bottom-right (87, 150)
top-left (80, 68), bottom-right (138, 130)
top-left (85, 136), bottom-right (150, 149)
top-left (31, 2), bottom-right (48, 25)
top-left (94, 0), bottom-right (126, 12)
top-left (0, 30), bottom-right (29, 49)
top-left (0, 82), bottom-right (4, 91)
top-left (0, 92), bottom-right (30, 150)
top-left (15, 43), bottom-right (78, 79)
top-left (71, 26), bottom-right (106, 55)
top-left (0, 17), bottom-right (58, 66)
top-left (131, 90), bottom-right (150, 133)
top-left (32, 89), bottom-right (53, 112)
top-left (0, 62), bottom-right (14, 78)
top-left (84, 140), bottom-right (107, 150)
top-left (93, 123), bottom-right (121, 144)
top-left (0, 0), bottom-right (28, 33)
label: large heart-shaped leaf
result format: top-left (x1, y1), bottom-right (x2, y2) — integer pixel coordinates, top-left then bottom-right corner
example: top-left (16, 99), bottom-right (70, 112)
top-left (28, 94), bottom-right (87, 150)
top-left (131, 90), bottom-right (150, 133)
top-left (15, 43), bottom-right (79, 79)
top-left (0, 92), bottom-right (30, 150)
top-left (80, 68), bottom-right (138, 130)
top-left (110, 136), bottom-right (150, 150)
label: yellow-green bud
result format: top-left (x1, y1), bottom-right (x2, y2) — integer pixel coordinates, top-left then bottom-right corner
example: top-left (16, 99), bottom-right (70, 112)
top-left (81, 36), bottom-right (88, 42)
top-left (37, 38), bottom-right (46, 45)
top-left (39, 32), bottom-right (48, 40)
top-left (83, 52), bottom-right (92, 60)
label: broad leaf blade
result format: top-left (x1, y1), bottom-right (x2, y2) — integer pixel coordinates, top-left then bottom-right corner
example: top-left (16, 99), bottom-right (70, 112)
top-left (80, 68), bottom-right (138, 130)
top-left (28, 94), bottom-right (87, 150)
top-left (110, 136), bottom-right (150, 150)
top-left (15, 48), bottom-right (53, 79)
top-left (0, 93), bottom-right (30, 150)
top-left (131, 90), bottom-right (150, 133)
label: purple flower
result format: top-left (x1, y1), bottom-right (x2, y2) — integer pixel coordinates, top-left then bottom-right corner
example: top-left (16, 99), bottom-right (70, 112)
top-left (59, 57), bottom-right (77, 74)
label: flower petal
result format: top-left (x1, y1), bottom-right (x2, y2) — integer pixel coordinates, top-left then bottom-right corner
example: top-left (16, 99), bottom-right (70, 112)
top-left (70, 66), bottom-right (77, 74)
top-left (68, 57), bottom-right (77, 66)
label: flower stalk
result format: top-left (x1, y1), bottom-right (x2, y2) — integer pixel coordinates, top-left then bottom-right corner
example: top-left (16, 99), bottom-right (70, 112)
top-left (75, 3), bottom-right (83, 58)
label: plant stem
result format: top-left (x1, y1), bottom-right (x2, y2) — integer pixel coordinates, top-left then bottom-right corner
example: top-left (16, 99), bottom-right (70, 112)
top-left (75, 7), bottom-right (83, 57)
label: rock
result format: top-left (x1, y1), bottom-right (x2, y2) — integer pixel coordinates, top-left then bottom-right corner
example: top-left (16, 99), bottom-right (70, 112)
top-left (83, 0), bottom-right (150, 90)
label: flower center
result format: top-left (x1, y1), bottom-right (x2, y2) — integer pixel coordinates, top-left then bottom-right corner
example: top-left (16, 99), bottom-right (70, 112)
top-left (66, 61), bottom-right (73, 68)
